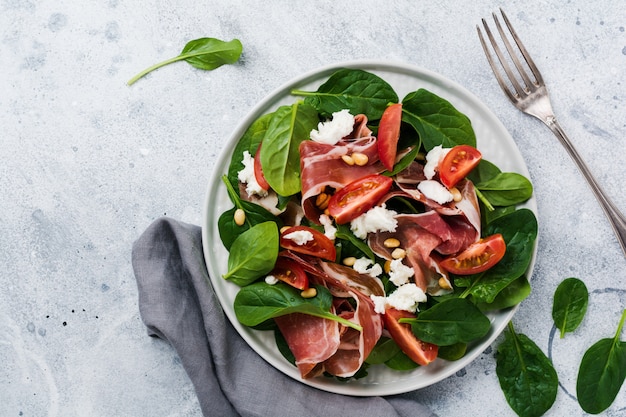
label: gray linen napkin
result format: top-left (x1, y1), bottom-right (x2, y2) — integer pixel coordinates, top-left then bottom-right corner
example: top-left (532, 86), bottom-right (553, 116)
top-left (132, 217), bottom-right (436, 417)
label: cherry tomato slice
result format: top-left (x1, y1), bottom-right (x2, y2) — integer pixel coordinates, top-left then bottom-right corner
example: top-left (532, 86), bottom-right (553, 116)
top-left (439, 144), bottom-right (482, 189)
top-left (377, 103), bottom-right (403, 171)
top-left (280, 225), bottom-right (336, 262)
top-left (382, 307), bottom-right (438, 366)
top-left (271, 257), bottom-right (309, 290)
top-left (440, 233), bottom-right (506, 275)
top-left (327, 174), bottom-right (393, 225)
top-left (253, 143), bottom-right (270, 191)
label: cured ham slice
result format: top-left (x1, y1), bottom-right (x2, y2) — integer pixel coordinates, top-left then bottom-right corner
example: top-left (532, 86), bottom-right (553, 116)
top-left (274, 313), bottom-right (340, 379)
top-left (273, 252), bottom-right (383, 378)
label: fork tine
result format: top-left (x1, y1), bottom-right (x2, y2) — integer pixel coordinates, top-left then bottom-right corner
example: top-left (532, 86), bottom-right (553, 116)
top-left (478, 17), bottom-right (525, 100)
top-left (499, 9), bottom-right (545, 86)
top-left (492, 10), bottom-right (536, 90)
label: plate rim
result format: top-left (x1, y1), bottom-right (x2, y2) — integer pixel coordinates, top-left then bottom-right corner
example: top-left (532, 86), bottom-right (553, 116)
top-left (201, 59), bottom-right (538, 396)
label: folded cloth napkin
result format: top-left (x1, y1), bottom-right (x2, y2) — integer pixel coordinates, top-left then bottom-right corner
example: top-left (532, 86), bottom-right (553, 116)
top-left (132, 217), bottom-right (436, 417)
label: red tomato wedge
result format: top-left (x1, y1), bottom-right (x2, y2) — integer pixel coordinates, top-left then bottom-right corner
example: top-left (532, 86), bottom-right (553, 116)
top-left (253, 143), bottom-right (270, 191)
top-left (377, 103), bottom-right (403, 171)
top-left (440, 233), bottom-right (506, 275)
top-left (382, 308), bottom-right (438, 366)
top-left (327, 174), bottom-right (393, 225)
top-left (279, 225), bottom-right (336, 262)
top-left (439, 144), bottom-right (482, 189)
top-left (271, 257), bottom-right (309, 290)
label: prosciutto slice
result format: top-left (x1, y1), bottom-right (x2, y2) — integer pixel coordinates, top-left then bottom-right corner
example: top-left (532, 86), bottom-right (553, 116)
top-left (273, 252), bottom-right (383, 378)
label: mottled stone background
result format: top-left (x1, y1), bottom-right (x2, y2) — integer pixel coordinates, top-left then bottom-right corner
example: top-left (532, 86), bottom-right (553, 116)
top-left (1, 0), bottom-right (625, 416)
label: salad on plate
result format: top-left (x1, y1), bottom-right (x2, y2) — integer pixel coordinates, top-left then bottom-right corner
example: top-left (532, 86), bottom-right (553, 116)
top-left (215, 67), bottom-right (537, 383)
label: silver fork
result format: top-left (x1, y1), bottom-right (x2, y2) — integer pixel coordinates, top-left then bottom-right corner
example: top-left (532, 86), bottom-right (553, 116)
top-left (478, 9), bottom-right (626, 258)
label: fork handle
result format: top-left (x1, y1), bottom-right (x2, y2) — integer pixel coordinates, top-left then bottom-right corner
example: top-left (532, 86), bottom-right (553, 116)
top-left (543, 116), bottom-right (626, 257)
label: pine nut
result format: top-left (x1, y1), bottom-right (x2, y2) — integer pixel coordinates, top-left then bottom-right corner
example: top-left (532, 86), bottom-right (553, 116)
top-left (383, 238), bottom-right (401, 248)
top-left (342, 256), bottom-right (357, 267)
top-left (384, 260), bottom-right (392, 274)
top-left (341, 154), bottom-right (355, 165)
top-left (280, 226), bottom-right (291, 234)
top-left (438, 277), bottom-right (452, 290)
top-left (351, 152), bottom-right (369, 166)
top-left (315, 192), bottom-right (330, 210)
top-left (301, 288), bottom-right (317, 298)
top-left (450, 187), bottom-right (462, 202)
top-left (391, 248), bottom-right (406, 259)
top-left (234, 208), bottom-right (246, 226)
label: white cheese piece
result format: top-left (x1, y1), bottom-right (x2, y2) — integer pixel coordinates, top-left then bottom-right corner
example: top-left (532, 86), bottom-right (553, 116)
top-left (319, 214), bottom-right (337, 240)
top-left (388, 259), bottom-right (415, 286)
top-left (350, 204), bottom-right (398, 239)
top-left (423, 145), bottom-right (451, 180)
top-left (310, 109), bottom-right (355, 145)
top-left (370, 295), bottom-right (387, 314)
top-left (418, 180), bottom-right (454, 204)
top-left (283, 230), bottom-right (314, 245)
top-left (265, 275), bottom-right (278, 285)
top-left (386, 283), bottom-right (427, 313)
top-left (237, 150), bottom-right (268, 197)
top-left (352, 257), bottom-right (383, 278)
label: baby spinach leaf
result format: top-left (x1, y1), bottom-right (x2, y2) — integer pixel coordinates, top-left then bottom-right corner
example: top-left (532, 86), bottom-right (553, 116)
top-left (385, 349), bottom-right (420, 370)
top-left (475, 173), bottom-right (534, 207)
top-left (291, 69), bottom-right (398, 120)
top-left (223, 221), bottom-right (279, 286)
top-left (552, 277), bottom-right (588, 339)
top-left (227, 112), bottom-right (274, 189)
top-left (576, 309), bottom-right (626, 415)
top-left (127, 37), bottom-right (242, 85)
top-left (335, 224), bottom-right (376, 261)
top-left (234, 283), bottom-right (362, 331)
top-left (401, 88), bottom-right (476, 151)
top-left (259, 102), bottom-right (318, 196)
top-left (402, 298), bottom-right (490, 346)
top-left (496, 322), bottom-right (558, 417)
top-left (366, 337), bottom-right (401, 365)
top-left (475, 275), bottom-right (531, 312)
top-left (437, 343), bottom-right (468, 361)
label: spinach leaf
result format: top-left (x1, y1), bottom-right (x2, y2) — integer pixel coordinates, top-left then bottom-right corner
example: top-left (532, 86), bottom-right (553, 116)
top-left (552, 277), bottom-right (588, 339)
top-left (475, 173), bottom-right (533, 207)
top-left (576, 309), bottom-right (626, 414)
top-left (227, 112), bottom-right (273, 189)
top-left (401, 88), bottom-right (476, 151)
top-left (437, 343), bottom-right (468, 361)
top-left (234, 282), bottom-right (362, 331)
top-left (335, 224), bottom-right (376, 261)
top-left (291, 69), bottom-right (398, 120)
top-left (475, 275), bottom-right (531, 312)
top-left (385, 350), bottom-right (420, 370)
top-left (496, 322), bottom-right (558, 417)
top-left (259, 102), bottom-right (319, 196)
top-left (223, 221), bottom-right (279, 286)
top-left (366, 337), bottom-right (401, 365)
top-left (459, 209), bottom-right (538, 303)
top-left (401, 298), bottom-right (490, 346)
top-left (127, 37), bottom-right (242, 85)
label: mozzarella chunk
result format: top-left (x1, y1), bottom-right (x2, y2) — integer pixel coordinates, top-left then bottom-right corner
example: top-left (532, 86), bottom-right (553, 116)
top-left (310, 109), bottom-right (355, 145)
top-left (423, 145), bottom-right (451, 180)
top-left (388, 259), bottom-right (415, 286)
top-left (283, 230), bottom-right (314, 245)
top-left (418, 180), bottom-right (454, 204)
top-left (319, 214), bottom-right (337, 240)
top-left (350, 204), bottom-right (398, 239)
top-left (237, 150), bottom-right (268, 197)
top-left (352, 257), bottom-right (383, 278)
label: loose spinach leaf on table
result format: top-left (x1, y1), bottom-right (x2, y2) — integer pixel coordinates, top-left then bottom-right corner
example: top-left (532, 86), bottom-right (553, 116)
top-left (259, 102), bottom-right (319, 197)
top-left (496, 322), bottom-right (558, 417)
top-left (400, 88), bottom-right (476, 151)
top-left (576, 309), bottom-right (626, 415)
top-left (234, 282), bottom-right (362, 331)
top-left (552, 277), bottom-right (588, 339)
top-left (401, 298), bottom-right (491, 346)
top-left (291, 68), bottom-right (398, 120)
top-left (127, 37), bottom-right (242, 86)
top-left (223, 221), bottom-right (279, 286)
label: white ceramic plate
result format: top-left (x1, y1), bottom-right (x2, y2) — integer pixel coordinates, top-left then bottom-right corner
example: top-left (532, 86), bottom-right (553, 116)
top-left (202, 60), bottom-right (537, 396)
